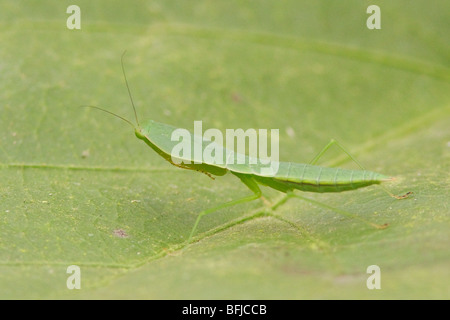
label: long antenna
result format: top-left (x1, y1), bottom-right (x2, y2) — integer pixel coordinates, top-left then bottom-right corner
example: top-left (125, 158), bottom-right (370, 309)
top-left (81, 105), bottom-right (136, 129)
top-left (121, 51), bottom-right (140, 128)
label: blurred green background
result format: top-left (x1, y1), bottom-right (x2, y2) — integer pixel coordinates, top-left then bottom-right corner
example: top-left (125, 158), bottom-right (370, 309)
top-left (0, 0), bottom-right (448, 299)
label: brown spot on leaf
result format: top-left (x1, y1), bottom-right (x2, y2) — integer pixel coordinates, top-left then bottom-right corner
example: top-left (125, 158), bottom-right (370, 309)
top-left (113, 229), bottom-right (129, 238)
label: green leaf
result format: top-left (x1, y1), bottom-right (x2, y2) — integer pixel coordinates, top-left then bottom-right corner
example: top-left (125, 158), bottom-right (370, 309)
top-left (0, 0), bottom-right (448, 299)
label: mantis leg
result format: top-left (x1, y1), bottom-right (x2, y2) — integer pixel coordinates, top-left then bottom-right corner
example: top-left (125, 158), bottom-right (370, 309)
top-left (186, 174), bottom-right (262, 245)
top-left (310, 139), bottom-right (365, 169)
top-left (283, 191), bottom-right (388, 229)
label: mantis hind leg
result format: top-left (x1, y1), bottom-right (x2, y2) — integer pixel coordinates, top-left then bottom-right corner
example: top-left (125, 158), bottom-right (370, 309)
top-left (185, 174), bottom-right (262, 245)
top-left (310, 139), bottom-right (365, 168)
top-left (311, 139), bottom-right (411, 199)
top-left (275, 191), bottom-right (388, 229)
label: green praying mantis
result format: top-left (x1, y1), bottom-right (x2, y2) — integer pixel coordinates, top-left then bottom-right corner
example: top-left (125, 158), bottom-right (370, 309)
top-left (86, 53), bottom-right (412, 245)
